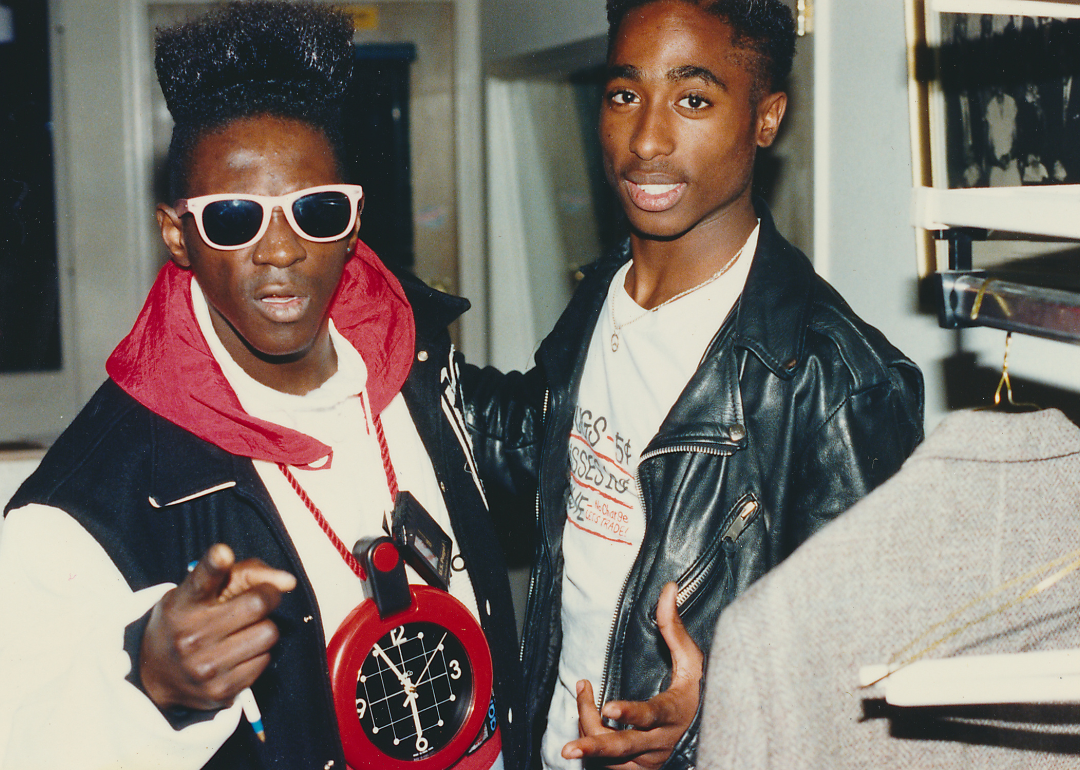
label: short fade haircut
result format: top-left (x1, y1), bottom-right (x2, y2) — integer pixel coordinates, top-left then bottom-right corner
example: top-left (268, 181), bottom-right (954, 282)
top-left (606, 0), bottom-right (796, 97)
top-left (155, 0), bottom-right (355, 201)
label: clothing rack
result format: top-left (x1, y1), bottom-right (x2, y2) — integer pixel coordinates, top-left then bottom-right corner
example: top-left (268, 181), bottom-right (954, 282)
top-left (935, 270), bottom-right (1080, 342)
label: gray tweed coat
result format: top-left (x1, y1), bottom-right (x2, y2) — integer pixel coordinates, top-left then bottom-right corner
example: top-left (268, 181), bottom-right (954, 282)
top-left (700, 408), bottom-right (1080, 769)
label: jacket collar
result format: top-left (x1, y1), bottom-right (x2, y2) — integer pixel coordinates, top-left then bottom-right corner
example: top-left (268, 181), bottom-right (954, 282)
top-left (107, 240), bottom-right (415, 470)
top-left (729, 199), bottom-right (815, 381)
top-left (536, 199), bottom-right (815, 455)
top-left (390, 266), bottom-right (471, 344)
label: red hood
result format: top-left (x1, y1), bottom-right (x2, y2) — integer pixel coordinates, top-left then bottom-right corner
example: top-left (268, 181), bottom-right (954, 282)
top-left (106, 240), bottom-right (415, 469)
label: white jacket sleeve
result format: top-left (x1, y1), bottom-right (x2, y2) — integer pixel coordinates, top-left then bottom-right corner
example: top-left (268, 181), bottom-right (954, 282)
top-left (0, 504), bottom-right (243, 770)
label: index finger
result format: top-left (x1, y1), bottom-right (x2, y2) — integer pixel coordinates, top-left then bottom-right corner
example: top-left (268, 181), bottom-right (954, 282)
top-left (179, 543), bottom-right (235, 604)
top-left (219, 558), bottom-right (297, 602)
top-left (576, 679), bottom-right (607, 737)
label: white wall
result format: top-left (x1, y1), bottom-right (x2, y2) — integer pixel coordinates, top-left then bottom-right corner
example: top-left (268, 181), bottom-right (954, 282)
top-left (0, 0), bottom-right (147, 445)
top-left (813, 0), bottom-right (954, 428)
top-left (480, 0), bottom-right (606, 67)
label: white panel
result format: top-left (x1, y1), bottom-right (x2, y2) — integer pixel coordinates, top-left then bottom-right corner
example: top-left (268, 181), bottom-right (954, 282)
top-left (915, 186), bottom-right (1080, 239)
top-left (485, 80), bottom-right (540, 372)
top-left (932, 0), bottom-right (1080, 18)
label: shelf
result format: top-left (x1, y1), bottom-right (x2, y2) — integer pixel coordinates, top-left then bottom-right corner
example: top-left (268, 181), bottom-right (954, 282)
top-left (914, 186), bottom-right (1080, 240)
top-left (911, 0), bottom-right (1080, 343)
top-left (930, 0), bottom-right (1080, 18)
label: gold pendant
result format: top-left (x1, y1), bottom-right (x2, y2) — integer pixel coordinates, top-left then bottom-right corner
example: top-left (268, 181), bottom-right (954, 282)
top-left (610, 332), bottom-right (619, 352)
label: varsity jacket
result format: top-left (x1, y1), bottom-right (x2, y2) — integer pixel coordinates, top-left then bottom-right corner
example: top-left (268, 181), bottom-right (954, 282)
top-left (462, 201), bottom-right (925, 769)
top-left (3, 247), bottom-right (524, 770)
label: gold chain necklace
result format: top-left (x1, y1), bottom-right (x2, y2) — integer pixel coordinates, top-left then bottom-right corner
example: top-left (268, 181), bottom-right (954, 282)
top-left (610, 243), bottom-right (745, 352)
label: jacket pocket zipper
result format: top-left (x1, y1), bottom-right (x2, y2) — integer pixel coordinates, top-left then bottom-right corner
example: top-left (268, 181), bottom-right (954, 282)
top-left (676, 494), bottom-right (759, 609)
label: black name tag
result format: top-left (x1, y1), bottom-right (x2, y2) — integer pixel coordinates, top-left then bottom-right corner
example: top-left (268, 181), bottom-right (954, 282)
top-left (388, 491), bottom-right (452, 591)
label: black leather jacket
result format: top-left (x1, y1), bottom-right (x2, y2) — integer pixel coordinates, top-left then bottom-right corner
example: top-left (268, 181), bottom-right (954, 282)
top-left (463, 203), bottom-right (924, 769)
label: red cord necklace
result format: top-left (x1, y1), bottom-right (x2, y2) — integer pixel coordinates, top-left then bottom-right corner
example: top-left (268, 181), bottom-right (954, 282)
top-left (277, 398), bottom-right (399, 581)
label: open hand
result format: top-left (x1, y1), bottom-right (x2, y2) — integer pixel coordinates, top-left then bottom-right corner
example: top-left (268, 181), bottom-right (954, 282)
top-left (140, 543), bottom-right (297, 711)
top-left (562, 582), bottom-right (704, 770)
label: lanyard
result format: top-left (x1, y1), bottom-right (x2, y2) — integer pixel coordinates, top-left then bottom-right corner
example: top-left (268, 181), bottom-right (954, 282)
top-left (277, 399), bottom-right (399, 581)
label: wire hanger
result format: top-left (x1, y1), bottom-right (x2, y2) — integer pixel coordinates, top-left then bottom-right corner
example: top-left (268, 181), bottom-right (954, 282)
top-left (865, 546), bottom-right (1080, 684)
top-left (985, 331), bottom-right (1040, 411)
top-left (970, 279), bottom-right (1039, 411)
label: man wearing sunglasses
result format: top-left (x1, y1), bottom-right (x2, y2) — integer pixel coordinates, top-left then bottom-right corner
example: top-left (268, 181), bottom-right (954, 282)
top-left (0, 4), bottom-right (522, 770)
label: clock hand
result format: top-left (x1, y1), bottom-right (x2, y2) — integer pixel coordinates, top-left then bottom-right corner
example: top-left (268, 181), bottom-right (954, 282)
top-left (372, 642), bottom-right (413, 689)
top-left (404, 689), bottom-right (428, 751)
top-left (413, 632), bottom-right (449, 687)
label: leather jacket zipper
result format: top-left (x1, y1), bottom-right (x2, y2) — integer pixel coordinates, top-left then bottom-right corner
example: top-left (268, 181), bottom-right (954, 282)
top-left (641, 443), bottom-right (736, 463)
top-left (596, 469), bottom-right (647, 711)
top-left (522, 388), bottom-right (551, 664)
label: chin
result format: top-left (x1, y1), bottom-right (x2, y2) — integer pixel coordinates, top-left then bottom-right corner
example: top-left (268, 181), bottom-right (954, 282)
top-left (627, 217), bottom-right (698, 242)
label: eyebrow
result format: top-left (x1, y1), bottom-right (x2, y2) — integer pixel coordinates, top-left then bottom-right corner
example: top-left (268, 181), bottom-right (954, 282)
top-left (605, 63), bottom-right (726, 90)
top-left (606, 64), bottom-right (641, 82)
top-left (668, 65), bottom-right (725, 89)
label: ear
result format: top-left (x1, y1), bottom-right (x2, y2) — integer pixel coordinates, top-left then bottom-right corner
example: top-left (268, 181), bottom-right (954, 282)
top-left (157, 203), bottom-right (192, 268)
top-left (345, 208), bottom-right (362, 255)
top-left (755, 91), bottom-right (788, 148)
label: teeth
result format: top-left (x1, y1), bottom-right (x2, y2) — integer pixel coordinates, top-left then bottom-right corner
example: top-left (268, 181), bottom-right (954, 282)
top-left (262, 296), bottom-right (295, 304)
top-left (639, 183), bottom-right (679, 195)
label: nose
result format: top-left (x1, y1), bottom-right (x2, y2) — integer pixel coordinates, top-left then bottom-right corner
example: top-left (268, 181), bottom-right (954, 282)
top-left (629, 100), bottom-right (675, 161)
top-left (252, 206), bottom-right (305, 267)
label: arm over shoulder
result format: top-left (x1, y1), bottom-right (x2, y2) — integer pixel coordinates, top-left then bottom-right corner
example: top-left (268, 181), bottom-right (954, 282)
top-left (459, 362), bottom-right (547, 564)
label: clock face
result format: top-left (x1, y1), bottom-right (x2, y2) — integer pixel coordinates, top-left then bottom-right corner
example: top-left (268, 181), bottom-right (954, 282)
top-left (355, 621), bottom-right (473, 760)
top-left (328, 585), bottom-right (494, 770)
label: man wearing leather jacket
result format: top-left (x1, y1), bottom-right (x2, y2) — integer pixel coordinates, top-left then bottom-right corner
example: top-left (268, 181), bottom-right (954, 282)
top-left (463, 1), bottom-right (925, 768)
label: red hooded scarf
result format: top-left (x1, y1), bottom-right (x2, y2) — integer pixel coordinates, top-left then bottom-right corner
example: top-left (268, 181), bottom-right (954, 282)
top-left (106, 240), bottom-right (415, 469)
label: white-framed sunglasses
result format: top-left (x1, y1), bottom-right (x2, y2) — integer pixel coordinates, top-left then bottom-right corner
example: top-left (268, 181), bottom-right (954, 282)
top-left (174, 184), bottom-right (364, 250)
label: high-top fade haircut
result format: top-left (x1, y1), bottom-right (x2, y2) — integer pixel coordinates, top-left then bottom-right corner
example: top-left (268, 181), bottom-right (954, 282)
top-left (606, 0), bottom-right (796, 99)
top-left (155, 0), bottom-right (355, 202)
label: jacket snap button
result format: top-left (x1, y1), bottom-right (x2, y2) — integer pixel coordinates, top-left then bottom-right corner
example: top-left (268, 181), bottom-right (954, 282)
top-left (417, 350), bottom-right (429, 362)
top-left (729, 424), bottom-right (745, 441)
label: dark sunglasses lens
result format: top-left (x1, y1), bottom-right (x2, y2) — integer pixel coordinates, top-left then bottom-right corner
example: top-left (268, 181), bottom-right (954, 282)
top-left (293, 191), bottom-right (353, 239)
top-left (202, 199), bottom-right (264, 247)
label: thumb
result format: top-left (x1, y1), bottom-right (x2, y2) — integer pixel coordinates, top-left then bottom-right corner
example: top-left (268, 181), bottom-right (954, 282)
top-left (656, 582), bottom-right (704, 684)
top-left (180, 543), bottom-right (235, 604)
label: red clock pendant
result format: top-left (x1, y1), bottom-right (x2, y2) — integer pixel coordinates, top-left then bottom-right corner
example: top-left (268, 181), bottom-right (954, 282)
top-left (327, 551), bottom-right (493, 769)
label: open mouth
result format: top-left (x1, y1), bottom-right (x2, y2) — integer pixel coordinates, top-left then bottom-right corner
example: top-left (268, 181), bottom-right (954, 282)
top-left (625, 180), bottom-right (686, 212)
top-left (257, 293), bottom-right (309, 322)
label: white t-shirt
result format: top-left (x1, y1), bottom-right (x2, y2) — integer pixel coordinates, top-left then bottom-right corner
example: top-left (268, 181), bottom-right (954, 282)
top-left (542, 226), bottom-right (758, 770)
